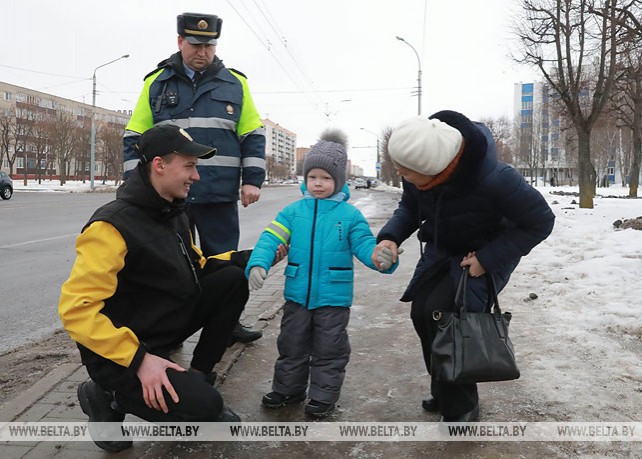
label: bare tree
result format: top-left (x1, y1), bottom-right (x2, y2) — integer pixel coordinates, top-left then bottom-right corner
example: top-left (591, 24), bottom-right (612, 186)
top-left (74, 118), bottom-right (91, 183)
top-left (614, 126), bottom-right (633, 186)
top-left (514, 109), bottom-right (546, 184)
top-left (31, 112), bottom-right (53, 184)
top-left (609, 37), bottom-right (642, 195)
top-left (12, 107), bottom-right (36, 184)
top-left (591, 116), bottom-right (620, 186)
top-left (265, 155), bottom-right (276, 182)
top-left (380, 126), bottom-right (400, 188)
top-left (513, 0), bottom-right (628, 208)
top-left (98, 122), bottom-right (124, 183)
top-left (265, 156), bottom-right (289, 182)
top-left (0, 107), bottom-right (14, 172)
top-left (480, 116), bottom-right (514, 164)
top-left (51, 111), bottom-right (77, 185)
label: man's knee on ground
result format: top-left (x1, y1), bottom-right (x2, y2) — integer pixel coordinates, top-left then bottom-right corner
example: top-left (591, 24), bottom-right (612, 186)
top-left (170, 375), bottom-right (225, 421)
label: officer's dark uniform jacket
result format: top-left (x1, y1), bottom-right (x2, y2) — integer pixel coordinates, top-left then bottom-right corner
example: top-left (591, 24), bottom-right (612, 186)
top-left (123, 53), bottom-right (266, 203)
top-left (58, 164), bottom-right (250, 375)
top-left (377, 110), bottom-right (555, 311)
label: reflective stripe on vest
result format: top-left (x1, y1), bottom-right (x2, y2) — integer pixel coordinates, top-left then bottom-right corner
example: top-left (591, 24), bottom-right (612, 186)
top-left (156, 117), bottom-right (235, 131)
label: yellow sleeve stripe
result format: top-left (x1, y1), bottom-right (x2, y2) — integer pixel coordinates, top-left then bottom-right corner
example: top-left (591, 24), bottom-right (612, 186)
top-left (207, 250), bottom-right (235, 261)
top-left (58, 221), bottom-right (140, 368)
top-left (189, 232), bottom-right (207, 269)
top-left (265, 220), bottom-right (290, 245)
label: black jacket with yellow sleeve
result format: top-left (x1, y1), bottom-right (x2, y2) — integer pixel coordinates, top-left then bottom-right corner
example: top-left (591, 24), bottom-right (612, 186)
top-left (58, 164), bottom-right (249, 374)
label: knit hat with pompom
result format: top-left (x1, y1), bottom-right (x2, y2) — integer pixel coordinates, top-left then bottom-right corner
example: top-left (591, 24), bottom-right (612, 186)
top-left (303, 128), bottom-right (348, 194)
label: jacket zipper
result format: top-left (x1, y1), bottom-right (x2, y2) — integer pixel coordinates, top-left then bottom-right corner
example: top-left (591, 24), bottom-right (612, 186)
top-left (177, 233), bottom-right (202, 293)
top-left (305, 199), bottom-right (319, 307)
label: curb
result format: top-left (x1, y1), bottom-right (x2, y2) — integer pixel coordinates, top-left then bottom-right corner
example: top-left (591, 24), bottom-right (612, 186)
top-left (0, 362), bottom-right (81, 421)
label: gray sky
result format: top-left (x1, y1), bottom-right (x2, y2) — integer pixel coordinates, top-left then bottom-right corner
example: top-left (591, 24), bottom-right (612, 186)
top-left (1, 0), bottom-right (539, 174)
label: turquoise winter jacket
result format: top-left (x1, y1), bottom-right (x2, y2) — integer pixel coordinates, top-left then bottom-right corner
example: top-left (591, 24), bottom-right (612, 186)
top-left (246, 183), bottom-right (397, 309)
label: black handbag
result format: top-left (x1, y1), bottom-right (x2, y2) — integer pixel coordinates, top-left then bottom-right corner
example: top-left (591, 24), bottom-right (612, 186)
top-left (430, 267), bottom-right (520, 383)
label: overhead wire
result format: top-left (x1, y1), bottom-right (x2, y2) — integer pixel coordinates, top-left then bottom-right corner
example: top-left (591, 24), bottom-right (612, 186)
top-left (226, 0), bottom-right (327, 117)
top-left (225, 0), bottom-right (314, 104)
top-left (252, 0), bottom-right (317, 96)
top-left (0, 64), bottom-right (84, 80)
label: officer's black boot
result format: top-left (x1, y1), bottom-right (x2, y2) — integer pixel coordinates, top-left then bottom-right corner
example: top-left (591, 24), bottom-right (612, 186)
top-left (229, 322), bottom-right (262, 345)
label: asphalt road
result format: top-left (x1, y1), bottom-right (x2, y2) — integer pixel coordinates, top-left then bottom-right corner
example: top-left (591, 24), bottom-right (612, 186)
top-left (0, 186), bottom-right (302, 354)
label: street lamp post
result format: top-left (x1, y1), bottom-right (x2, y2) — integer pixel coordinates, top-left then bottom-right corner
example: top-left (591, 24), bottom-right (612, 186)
top-left (395, 36), bottom-right (422, 116)
top-left (360, 128), bottom-right (381, 180)
top-left (90, 54), bottom-right (129, 190)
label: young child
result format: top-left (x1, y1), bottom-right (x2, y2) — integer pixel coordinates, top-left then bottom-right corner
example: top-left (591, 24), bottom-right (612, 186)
top-left (245, 129), bottom-right (398, 417)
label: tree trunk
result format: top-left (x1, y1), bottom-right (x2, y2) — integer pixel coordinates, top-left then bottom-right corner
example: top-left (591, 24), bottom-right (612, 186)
top-left (629, 110), bottom-right (641, 198)
top-left (577, 128), bottom-right (596, 209)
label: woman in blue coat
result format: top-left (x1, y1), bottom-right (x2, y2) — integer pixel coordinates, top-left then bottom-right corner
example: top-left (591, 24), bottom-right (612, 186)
top-left (374, 111), bottom-right (555, 422)
top-left (246, 129), bottom-right (397, 417)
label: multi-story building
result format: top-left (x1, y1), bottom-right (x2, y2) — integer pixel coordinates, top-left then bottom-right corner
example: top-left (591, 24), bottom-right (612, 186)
top-left (0, 81), bottom-right (129, 181)
top-left (262, 118), bottom-right (297, 180)
top-left (349, 163), bottom-right (364, 178)
top-left (295, 146), bottom-right (309, 177)
top-left (513, 82), bottom-right (574, 185)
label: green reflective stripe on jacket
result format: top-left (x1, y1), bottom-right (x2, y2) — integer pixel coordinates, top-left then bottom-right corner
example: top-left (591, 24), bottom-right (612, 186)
top-left (125, 69), bottom-right (164, 134)
top-left (230, 70), bottom-right (262, 136)
top-left (265, 221), bottom-right (290, 245)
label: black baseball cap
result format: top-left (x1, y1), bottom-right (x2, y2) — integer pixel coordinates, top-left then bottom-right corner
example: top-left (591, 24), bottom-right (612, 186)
top-left (177, 12), bottom-right (222, 45)
top-left (136, 124), bottom-right (216, 164)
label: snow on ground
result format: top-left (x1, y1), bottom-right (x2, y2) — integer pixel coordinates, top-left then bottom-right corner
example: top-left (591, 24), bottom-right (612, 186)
top-left (12, 179), bottom-right (120, 193)
top-left (495, 190), bottom-right (642, 424)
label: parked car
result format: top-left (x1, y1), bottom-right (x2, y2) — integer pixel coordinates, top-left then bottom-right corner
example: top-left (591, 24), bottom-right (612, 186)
top-left (353, 178), bottom-right (368, 189)
top-left (0, 171), bottom-right (12, 200)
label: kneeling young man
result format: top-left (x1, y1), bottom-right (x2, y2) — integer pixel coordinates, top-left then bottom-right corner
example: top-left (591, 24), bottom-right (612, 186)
top-left (59, 125), bottom-right (249, 452)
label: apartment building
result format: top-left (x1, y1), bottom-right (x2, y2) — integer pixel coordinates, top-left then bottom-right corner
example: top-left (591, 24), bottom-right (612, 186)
top-left (0, 81), bottom-right (129, 181)
top-left (262, 118), bottom-right (297, 179)
top-left (513, 81), bottom-right (574, 185)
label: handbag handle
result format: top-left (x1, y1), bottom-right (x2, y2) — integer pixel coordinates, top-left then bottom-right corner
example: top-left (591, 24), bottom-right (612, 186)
top-left (455, 266), bottom-right (501, 315)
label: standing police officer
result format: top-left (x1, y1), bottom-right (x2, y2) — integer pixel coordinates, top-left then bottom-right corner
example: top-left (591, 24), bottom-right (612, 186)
top-left (123, 12), bottom-right (265, 343)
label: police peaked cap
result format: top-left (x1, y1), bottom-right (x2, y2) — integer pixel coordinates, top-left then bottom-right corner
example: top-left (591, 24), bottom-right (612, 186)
top-left (177, 12), bottom-right (223, 45)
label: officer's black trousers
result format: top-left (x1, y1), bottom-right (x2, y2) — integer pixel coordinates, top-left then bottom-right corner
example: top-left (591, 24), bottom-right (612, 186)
top-left (188, 202), bottom-right (240, 255)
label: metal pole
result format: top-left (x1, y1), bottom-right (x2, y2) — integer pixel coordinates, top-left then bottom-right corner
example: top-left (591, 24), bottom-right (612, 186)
top-left (395, 36), bottom-right (422, 116)
top-left (90, 54), bottom-right (129, 190)
top-left (90, 73), bottom-right (97, 189)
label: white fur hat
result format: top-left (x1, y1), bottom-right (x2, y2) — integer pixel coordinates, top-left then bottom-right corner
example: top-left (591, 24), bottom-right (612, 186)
top-left (388, 117), bottom-right (463, 176)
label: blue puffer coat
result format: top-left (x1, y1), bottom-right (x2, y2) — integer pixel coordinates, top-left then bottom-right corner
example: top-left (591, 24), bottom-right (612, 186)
top-left (247, 183), bottom-right (397, 309)
top-left (377, 110), bottom-right (555, 311)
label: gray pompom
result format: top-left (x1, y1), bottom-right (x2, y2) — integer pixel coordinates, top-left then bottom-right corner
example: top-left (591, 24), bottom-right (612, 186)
top-left (319, 128), bottom-right (348, 149)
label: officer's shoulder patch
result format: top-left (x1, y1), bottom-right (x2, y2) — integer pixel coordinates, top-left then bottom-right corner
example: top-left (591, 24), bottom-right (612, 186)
top-left (228, 68), bottom-right (247, 79)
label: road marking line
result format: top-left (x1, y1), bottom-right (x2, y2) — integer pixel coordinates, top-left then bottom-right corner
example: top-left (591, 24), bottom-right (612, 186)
top-left (1, 234), bottom-right (77, 249)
